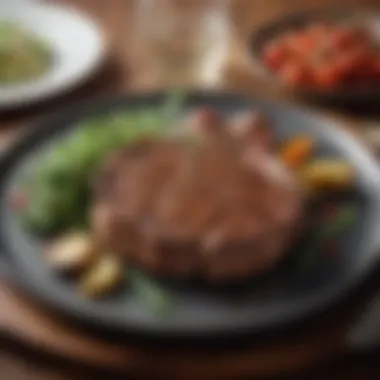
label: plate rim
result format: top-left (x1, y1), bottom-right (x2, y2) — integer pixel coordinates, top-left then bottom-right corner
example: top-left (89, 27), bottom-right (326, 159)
top-left (0, 1), bottom-right (106, 109)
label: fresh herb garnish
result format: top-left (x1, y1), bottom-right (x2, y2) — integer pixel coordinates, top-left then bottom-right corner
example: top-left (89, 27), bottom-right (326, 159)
top-left (129, 270), bottom-right (174, 316)
top-left (20, 92), bottom-right (186, 235)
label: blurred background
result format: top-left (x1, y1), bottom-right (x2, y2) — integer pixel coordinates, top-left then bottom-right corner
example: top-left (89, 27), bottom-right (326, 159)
top-left (1, 0), bottom-right (380, 379)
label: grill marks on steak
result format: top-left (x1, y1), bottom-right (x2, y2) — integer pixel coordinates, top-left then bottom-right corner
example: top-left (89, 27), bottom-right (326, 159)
top-left (92, 109), bottom-right (305, 281)
top-left (93, 140), bottom-right (187, 257)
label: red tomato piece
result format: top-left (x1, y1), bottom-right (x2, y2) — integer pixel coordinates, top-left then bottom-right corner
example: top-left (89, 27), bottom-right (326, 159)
top-left (311, 62), bottom-right (341, 88)
top-left (349, 44), bottom-right (372, 70)
top-left (289, 33), bottom-right (317, 57)
top-left (279, 60), bottom-right (307, 86)
top-left (263, 41), bottom-right (288, 71)
top-left (330, 26), bottom-right (358, 49)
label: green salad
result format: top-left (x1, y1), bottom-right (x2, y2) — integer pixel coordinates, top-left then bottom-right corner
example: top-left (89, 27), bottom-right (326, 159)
top-left (0, 21), bottom-right (52, 84)
top-left (21, 92), bottom-right (186, 235)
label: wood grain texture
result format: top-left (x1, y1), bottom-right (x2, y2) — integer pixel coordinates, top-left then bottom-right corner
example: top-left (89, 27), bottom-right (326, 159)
top-left (1, 0), bottom-right (380, 379)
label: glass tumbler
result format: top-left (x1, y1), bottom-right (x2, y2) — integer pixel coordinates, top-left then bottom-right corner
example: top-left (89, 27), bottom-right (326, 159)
top-left (136, 0), bottom-right (231, 88)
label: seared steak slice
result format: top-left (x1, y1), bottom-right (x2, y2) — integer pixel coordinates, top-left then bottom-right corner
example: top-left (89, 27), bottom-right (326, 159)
top-left (92, 109), bottom-right (305, 281)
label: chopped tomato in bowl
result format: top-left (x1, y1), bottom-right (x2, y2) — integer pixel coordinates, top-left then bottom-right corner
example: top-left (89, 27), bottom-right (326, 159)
top-left (251, 10), bottom-right (380, 102)
top-left (262, 22), bottom-right (380, 90)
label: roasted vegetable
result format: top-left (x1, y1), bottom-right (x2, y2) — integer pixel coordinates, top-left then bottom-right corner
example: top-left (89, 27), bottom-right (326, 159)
top-left (280, 136), bottom-right (314, 168)
top-left (301, 159), bottom-right (355, 190)
top-left (45, 232), bottom-right (97, 273)
top-left (80, 254), bottom-right (124, 298)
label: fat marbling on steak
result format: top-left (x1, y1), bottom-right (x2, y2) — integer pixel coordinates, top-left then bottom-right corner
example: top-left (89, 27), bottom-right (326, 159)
top-left (91, 108), bottom-right (305, 281)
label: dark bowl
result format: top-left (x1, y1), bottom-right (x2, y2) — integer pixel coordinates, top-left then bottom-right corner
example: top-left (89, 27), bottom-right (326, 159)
top-left (250, 8), bottom-right (380, 105)
top-left (1, 91), bottom-right (380, 342)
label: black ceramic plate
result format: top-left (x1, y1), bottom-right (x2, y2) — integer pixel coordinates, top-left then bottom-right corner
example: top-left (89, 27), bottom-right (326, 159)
top-left (250, 8), bottom-right (380, 104)
top-left (0, 92), bottom-right (380, 340)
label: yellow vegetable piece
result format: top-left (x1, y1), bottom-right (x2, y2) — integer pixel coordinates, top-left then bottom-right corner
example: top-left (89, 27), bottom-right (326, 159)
top-left (46, 232), bottom-right (97, 273)
top-left (80, 254), bottom-right (124, 298)
top-left (280, 136), bottom-right (314, 168)
top-left (301, 160), bottom-right (355, 190)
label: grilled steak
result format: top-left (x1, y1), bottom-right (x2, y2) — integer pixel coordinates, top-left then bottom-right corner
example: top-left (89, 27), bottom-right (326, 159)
top-left (92, 109), bottom-right (305, 281)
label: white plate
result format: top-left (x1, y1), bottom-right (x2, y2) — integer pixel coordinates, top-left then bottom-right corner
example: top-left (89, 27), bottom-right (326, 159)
top-left (0, 2), bottom-right (106, 109)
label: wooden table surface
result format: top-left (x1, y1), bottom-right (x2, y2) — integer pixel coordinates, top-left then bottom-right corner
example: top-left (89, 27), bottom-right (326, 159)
top-left (2, 0), bottom-right (380, 379)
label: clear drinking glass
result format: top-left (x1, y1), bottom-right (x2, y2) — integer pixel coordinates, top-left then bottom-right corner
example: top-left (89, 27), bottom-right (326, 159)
top-left (136, 0), bottom-right (231, 87)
